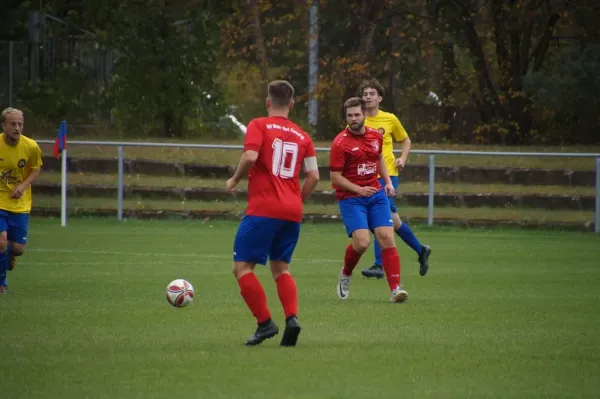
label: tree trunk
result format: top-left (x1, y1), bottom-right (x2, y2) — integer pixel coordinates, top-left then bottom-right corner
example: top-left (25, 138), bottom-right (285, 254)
top-left (441, 39), bottom-right (457, 141)
top-left (389, 14), bottom-right (402, 113)
top-left (248, 0), bottom-right (268, 82)
top-left (342, 1), bottom-right (385, 101)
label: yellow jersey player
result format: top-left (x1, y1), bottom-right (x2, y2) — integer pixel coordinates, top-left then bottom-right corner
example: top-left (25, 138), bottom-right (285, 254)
top-left (358, 79), bottom-right (431, 279)
top-left (0, 108), bottom-right (43, 294)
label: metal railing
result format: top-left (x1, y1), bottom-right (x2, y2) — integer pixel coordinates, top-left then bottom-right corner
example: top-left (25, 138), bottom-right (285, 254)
top-left (36, 140), bottom-right (600, 234)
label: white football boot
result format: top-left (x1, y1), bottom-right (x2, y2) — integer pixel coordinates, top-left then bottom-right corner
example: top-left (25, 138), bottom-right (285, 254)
top-left (337, 269), bottom-right (351, 300)
top-left (390, 285), bottom-right (408, 303)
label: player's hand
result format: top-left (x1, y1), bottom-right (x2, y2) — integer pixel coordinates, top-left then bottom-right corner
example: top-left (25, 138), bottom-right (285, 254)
top-left (395, 158), bottom-right (406, 170)
top-left (384, 183), bottom-right (396, 197)
top-left (356, 186), bottom-right (378, 197)
top-left (11, 184), bottom-right (26, 199)
top-left (225, 177), bottom-right (239, 192)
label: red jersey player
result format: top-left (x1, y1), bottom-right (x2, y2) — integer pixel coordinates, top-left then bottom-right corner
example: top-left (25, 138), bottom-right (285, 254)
top-left (226, 80), bottom-right (320, 347)
top-left (329, 97), bottom-right (408, 303)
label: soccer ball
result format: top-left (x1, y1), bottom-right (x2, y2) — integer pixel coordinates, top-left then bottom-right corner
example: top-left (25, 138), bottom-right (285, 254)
top-left (165, 279), bottom-right (195, 307)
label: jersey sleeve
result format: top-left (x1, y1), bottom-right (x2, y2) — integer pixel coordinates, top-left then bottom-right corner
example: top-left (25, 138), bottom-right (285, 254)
top-left (329, 139), bottom-right (345, 172)
top-left (391, 115), bottom-right (409, 142)
top-left (302, 138), bottom-right (318, 172)
top-left (243, 120), bottom-right (263, 152)
top-left (30, 143), bottom-right (43, 169)
top-left (304, 137), bottom-right (316, 157)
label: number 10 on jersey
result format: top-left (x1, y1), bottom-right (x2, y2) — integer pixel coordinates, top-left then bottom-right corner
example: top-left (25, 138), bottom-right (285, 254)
top-left (271, 138), bottom-right (299, 179)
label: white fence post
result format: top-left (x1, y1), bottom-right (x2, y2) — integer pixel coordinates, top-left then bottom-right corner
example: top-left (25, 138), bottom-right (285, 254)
top-left (117, 146), bottom-right (124, 222)
top-left (594, 158), bottom-right (600, 234)
top-left (428, 154), bottom-right (435, 226)
top-left (60, 149), bottom-right (68, 227)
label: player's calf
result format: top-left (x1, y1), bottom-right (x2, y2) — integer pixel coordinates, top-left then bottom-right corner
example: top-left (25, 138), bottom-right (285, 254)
top-left (8, 244), bottom-right (24, 271)
top-left (350, 235), bottom-right (370, 254)
top-left (0, 235), bottom-right (8, 254)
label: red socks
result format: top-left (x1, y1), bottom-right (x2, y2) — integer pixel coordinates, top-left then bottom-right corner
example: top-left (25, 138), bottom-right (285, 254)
top-left (275, 273), bottom-right (298, 319)
top-left (238, 273), bottom-right (271, 324)
top-left (381, 247), bottom-right (401, 290)
top-left (342, 244), bottom-right (362, 276)
top-left (238, 272), bottom-right (299, 322)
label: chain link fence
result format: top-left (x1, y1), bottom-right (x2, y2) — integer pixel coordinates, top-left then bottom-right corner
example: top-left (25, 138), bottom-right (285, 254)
top-left (0, 40), bottom-right (29, 109)
top-left (0, 33), bottom-right (115, 126)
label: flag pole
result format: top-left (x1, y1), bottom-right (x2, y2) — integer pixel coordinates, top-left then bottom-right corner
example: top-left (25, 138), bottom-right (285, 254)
top-left (61, 148), bottom-right (67, 227)
top-left (58, 120), bottom-right (68, 227)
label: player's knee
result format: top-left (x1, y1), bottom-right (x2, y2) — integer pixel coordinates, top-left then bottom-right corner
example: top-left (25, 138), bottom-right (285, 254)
top-left (232, 262), bottom-right (253, 279)
top-left (378, 235), bottom-right (395, 249)
top-left (392, 213), bottom-right (402, 229)
top-left (352, 238), bottom-right (370, 253)
top-left (375, 227), bottom-right (396, 249)
top-left (271, 269), bottom-right (290, 281)
top-left (269, 261), bottom-right (289, 280)
top-left (0, 236), bottom-right (7, 253)
top-left (11, 243), bottom-right (25, 256)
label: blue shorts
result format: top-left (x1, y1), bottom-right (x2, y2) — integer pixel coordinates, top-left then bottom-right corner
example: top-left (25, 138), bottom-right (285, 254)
top-left (338, 190), bottom-right (393, 237)
top-left (233, 215), bottom-right (301, 265)
top-left (0, 210), bottom-right (29, 244)
top-left (378, 176), bottom-right (399, 213)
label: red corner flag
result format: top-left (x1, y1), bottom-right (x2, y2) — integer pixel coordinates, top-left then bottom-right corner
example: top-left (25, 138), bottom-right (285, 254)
top-left (52, 120), bottom-right (67, 158)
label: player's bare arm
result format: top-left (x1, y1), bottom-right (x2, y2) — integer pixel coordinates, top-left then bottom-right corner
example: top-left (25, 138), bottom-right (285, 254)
top-left (378, 154), bottom-right (395, 197)
top-left (11, 167), bottom-right (41, 199)
top-left (330, 171), bottom-right (377, 197)
top-left (395, 136), bottom-right (411, 170)
top-left (226, 150), bottom-right (258, 192)
top-left (301, 156), bottom-right (320, 202)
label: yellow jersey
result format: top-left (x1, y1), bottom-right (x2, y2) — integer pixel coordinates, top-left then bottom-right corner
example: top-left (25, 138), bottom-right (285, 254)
top-left (365, 110), bottom-right (408, 177)
top-left (0, 134), bottom-right (43, 213)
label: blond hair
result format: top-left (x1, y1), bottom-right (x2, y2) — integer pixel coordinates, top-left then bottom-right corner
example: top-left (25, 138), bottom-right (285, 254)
top-left (1, 107), bottom-right (24, 122)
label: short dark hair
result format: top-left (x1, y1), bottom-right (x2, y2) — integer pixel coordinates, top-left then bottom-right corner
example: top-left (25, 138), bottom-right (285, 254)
top-left (359, 78), bottom-right (385, 98)
top-left (268, 80), bottom-right (295, 107)
top-left (343, 97), bottom-right (367, 115)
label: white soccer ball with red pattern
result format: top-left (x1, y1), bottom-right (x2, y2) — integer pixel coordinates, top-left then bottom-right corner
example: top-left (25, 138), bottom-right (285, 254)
top-left (166, 279), bottom-right (195, 307)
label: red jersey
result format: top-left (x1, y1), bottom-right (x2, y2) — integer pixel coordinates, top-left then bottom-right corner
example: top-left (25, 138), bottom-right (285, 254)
top-left (244, 116), bottom-right (316, 222)
top-left (329, 126), bottom-right (383, 200)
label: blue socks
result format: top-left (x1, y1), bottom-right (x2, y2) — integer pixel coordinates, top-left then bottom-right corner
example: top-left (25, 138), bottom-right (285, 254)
top-left (0, 249), bottom-right (7, 287)
top-left (374, 238), bottom-right (383, 266)
top-left (396, 223), bottom-right (423, 254)
top-left (373, 223), bottom-right (423, 266)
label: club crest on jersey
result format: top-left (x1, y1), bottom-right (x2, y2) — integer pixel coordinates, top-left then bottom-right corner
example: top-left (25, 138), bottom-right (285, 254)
top-left (378, 128), bottom-right (385, 135)
top-left (370, 141), bottom-right (379, 152)
top-left (18, 159), bottom-right (26, 168)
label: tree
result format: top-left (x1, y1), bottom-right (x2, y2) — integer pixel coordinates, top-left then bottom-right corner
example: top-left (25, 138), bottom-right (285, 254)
top-left (103, 0), bottom-right (225, 137)
top-left (525, 44), bottom-right (600, 143)
top-left (429, 0), bottom-right (598, 144)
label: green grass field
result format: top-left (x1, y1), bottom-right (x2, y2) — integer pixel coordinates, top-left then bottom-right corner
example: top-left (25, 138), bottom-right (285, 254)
top-left (32, 195), bottom-right (596, 224)
top-left (1, 218), bottom-right (600, 399)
